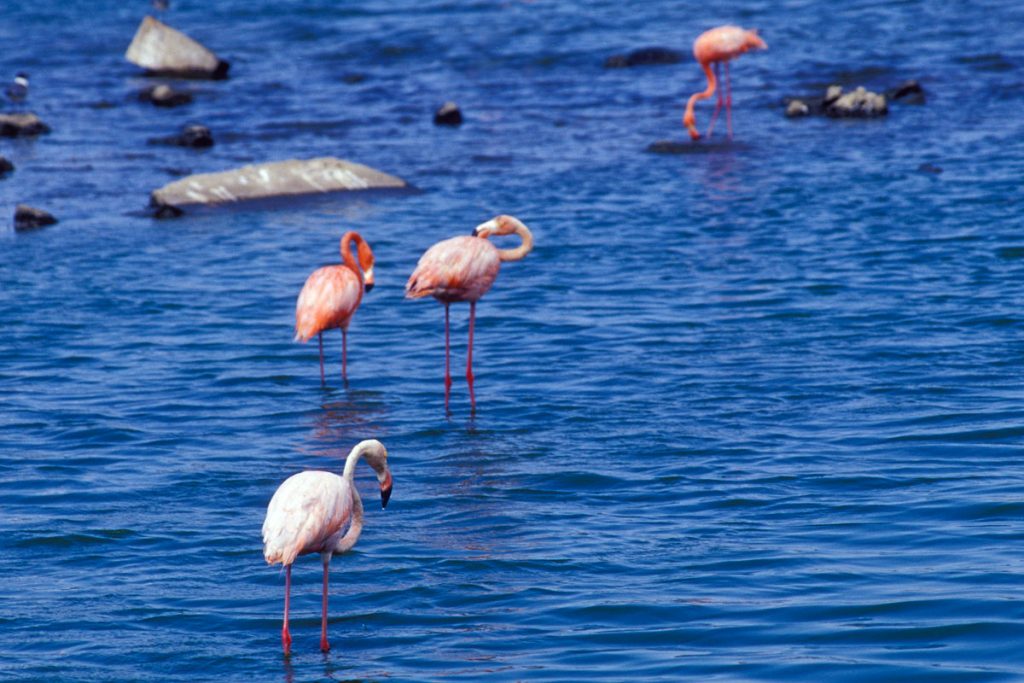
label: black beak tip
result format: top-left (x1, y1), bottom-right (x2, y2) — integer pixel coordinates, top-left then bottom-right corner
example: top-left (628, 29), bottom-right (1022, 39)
top-left (381, 485), bottom-right (392, 509)
top-left (471, 227), bottom-right (479, 237)
top-left (364, 282), bottom-right (375, 293)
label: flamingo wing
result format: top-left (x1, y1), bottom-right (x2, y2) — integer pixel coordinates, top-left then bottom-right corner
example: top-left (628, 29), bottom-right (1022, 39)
top-left (262, 471), bottom-right (352, 566)
top-left (295, 266), bottom-right (362, 342)
top-left (406, 236), bottom-right (500, 302)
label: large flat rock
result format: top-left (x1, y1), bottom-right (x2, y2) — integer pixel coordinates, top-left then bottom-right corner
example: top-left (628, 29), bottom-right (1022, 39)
top-left (125, 16), bottom-right (229, 79)
top-left (150, 157), bottom-right (408, 211)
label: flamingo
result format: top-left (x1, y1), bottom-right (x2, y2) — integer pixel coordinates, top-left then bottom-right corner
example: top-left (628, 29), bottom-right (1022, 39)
top-left (262, 438), bottom-right (393, 654)
top-left (405, 215), bottom-right (533, 412)
top-left (682, 26), bottom-right (767, 140)
top-left (294, 231), bottom-right (375, 386)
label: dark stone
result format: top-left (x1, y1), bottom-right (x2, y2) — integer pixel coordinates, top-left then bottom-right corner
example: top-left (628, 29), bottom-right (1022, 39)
top-left (0, 156), bottom-right (13, 177)
top-left (824, 86), bottom-right (888, 118)
top-left (153, 203), bottom-right (185, 219)
top-left (604, 47), bottom-right (683, 68)
top-left (433, 101), bottom-right (463, 126)
top-left (918, 162), bottom-right (943, 174)
top-left (0, 113), bottom-right (51, 137)
top-left (889, 79), bottom-right (925, 104)
top-left (148, 124), bottom-right (214, 148)
top-left (140, 84), bottom-right (193, 107)
top-left (14, 204), bottom-right (57, 232)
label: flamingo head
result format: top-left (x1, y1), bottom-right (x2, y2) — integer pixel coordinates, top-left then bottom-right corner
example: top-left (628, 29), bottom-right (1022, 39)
top-left (745, 29), bottom-right (767, 51)
top-left (473, 214), bottom-right (525, 238)
top-left (357, 237), bottom-right (375, 292)
top-left (357, 439), bottom-right (392, 508)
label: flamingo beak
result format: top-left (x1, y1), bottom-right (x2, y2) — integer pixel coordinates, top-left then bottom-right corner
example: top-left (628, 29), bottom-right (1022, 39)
top-left (380, 470), bottom-right (392, 509)
top-left (363, 267), bottom-right (375, 292)
top-left (473, 218), bottom-right (498, 238)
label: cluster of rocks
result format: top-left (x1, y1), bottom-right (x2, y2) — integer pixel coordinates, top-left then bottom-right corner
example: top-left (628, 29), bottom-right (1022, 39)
top-left (785, 80), bottom-right (924, 119)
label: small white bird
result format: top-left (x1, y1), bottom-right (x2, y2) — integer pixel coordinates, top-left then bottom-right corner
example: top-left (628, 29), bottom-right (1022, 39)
top-left (262, 439), bottom-right (393, 654)
top-left (5, 72), bottom-right (28, 109)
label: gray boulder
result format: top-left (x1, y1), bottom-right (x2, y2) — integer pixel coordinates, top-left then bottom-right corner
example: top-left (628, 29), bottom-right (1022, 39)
top-left (0, 113), bottom-right (51, 137)
top-left (785, 99), bottom-right (810, 117)
top-left (434, 102), bottom-right (463, 126)
top-left (825, 86), bottom-right (887, 118)
top-left (125, 16), bottom-right (229, 79)
top-left (0, 156), bottom-right (13, 177)
top-left (14, 204), bottom-right (57, 232)
top-left (140, 84), bottom-right (193, 107)
top-left (148, 124), bottom-right (213, 148)
top-left (150, 157), bottom-right (408, 213)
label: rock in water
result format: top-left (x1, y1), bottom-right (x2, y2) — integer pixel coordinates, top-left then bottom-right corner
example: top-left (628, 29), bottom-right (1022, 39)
top-left (0, 156), bottom-right (13, 177)
top-left (825, 86), bottom-right (888, 118)
top-left (604, 47), bottom-right (683, 68)
top-left (140, 84), bottom-right (193, 107)
top-left (785, 99), bottom-right (810, 117)
top-left (434, 102), bottom-right (463, 126)
top-left (148, 124), bottom-right (213, 148)
top-left (0, 113), bottom-right (51, 137)
top-left (125, 16), bottom-right (229, 79)
top-left (14, 204), bottom-right (57, 232)
top-left (150, 157), bottom-right (408, 213)
top-left (889, 80), bottom-right (926, 105)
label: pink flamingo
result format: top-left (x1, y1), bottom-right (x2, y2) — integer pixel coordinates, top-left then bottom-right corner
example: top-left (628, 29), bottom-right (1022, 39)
top-left (262, 439), bottom-right (393, 654)
top-left (682, 25), bottom-right (767, 140)
top-left (405, 215), bottom-right (533, 412)
top-left (294, 231), bottom-right (375, 385)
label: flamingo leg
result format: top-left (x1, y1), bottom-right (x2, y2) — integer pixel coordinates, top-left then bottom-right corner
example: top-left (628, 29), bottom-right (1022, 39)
top-left (706, 62), bottom-right (723, 138)
top-left (282, 564), bottom-right (293, 654)
top-left (467, 301), bottom-right (476, 411)
top-left (318, 333), bottom-right (325, 387)
top-left (320, 556), bottom-right (331, 652)
top-left (444, 303), bottom-right (452, 412)
top-left (725, 60), bottom-right (733, 139)
top-left (341, 328), bottom-right (348, 384)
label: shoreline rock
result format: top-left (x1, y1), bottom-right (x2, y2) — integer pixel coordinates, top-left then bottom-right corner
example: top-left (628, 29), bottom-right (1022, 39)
top-left (125, 16), bottom-right (229, 79)
top-left (0, 113), bottom-right (51, 137)
top-left (150, 157), bottom-right (409, 214)
top-left (14, 205), bottom-right (57, 232)
top-left (148, 124), bottom-right (213, 148)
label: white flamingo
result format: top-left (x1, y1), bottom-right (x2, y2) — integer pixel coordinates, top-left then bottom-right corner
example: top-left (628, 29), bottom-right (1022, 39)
top-left (262, 439), bottom-right (393, 654)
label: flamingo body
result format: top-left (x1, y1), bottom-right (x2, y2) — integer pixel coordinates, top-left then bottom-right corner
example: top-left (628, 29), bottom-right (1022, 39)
top-left (682, 25), bottom-right (767, 140)
top-left (263, 470), bottom-right (354, 567)
top-left (294, 267), bottom-right (362, 342)
top-left (406, 235), bottom-right (501, 303)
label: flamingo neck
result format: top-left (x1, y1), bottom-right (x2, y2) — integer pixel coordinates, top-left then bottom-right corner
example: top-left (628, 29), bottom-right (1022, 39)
top-left (340, 232), bottom-right (365, 283)
top-left (683, 61), bottom-right (717, 139)
top-left (496, 222), bottom-right (534, 262)
top-left (330, 485), bottom-right (364, 555)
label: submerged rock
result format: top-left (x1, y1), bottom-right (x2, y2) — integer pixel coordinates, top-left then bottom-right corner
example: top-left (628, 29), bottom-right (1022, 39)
top-left (140, 84), bottom-right (193, 107)
top-left (825, 86), bottom-right (888, 118)
top-left (0, 113), bottom-right (51, 137)
top-left (148, 124), bottom-right (214, 148)
top-left (150, 156), bottom-right (408, 214)
top-left (605, 47), bottom-right (683, 68)
top-left (917, 162), bottom-right (943, 174)
top-left (434, 102), bottom-right (463, 126)
top-left (14, 204), bottom-right (57, 232)
top-left (889, 79), bottom-right (926, 105)
top-left (0, 156), bottom-right (13, 177)
top-left (125, 16), bottom-right (229, 79)
top-left (785, 99), bottom-right (810, 117)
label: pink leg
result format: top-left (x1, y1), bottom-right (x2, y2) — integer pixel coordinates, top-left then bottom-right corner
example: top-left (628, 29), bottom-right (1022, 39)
top-left (444, 303), bottom-right (452, 412)
top-left (725, 60), bottom-right (733, 139)
top-left (282, 564), bottom-right (293, 654)
top-left (318, 333), bottom-right (325, 387)
top-left (340, 328), bottom-right (348, 384)
top-left (706, 62), bottom-right (723, 138)
top-left (467, 302), bottom-right (477, 411)
top-left (320, 558), bottom-right (330, 652)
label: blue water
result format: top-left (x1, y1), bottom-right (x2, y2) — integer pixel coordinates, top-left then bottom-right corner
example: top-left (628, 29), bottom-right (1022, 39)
top-left (2, 1), bottom-right (1024, 680)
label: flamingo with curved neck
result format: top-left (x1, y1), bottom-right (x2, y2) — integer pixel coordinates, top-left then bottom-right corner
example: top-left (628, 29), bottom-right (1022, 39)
top-left (294, 231), bottom-right (376, 385)
top-left (682, 26), bottom-right (767, 140)
top-left (405, 215), bottom-right (533, 412)
top-left (262, 439), bottom-right (393, 654)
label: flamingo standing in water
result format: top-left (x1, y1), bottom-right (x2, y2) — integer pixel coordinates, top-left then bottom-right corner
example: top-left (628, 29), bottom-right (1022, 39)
top-left (294, 231), bottom-right (375, 386)
top-left (405, 215), bottom-right (534, 412)
top-left (682, 26), bottom-right (767, 140)
top-left (262, 439), bottom-right (393, 654)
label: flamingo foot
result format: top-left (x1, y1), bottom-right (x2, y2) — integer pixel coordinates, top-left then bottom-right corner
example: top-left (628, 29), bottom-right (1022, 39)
top-left (282, 627), bottom-right (292, 654)
top-left (320, 637), bottom-right (330, 653)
